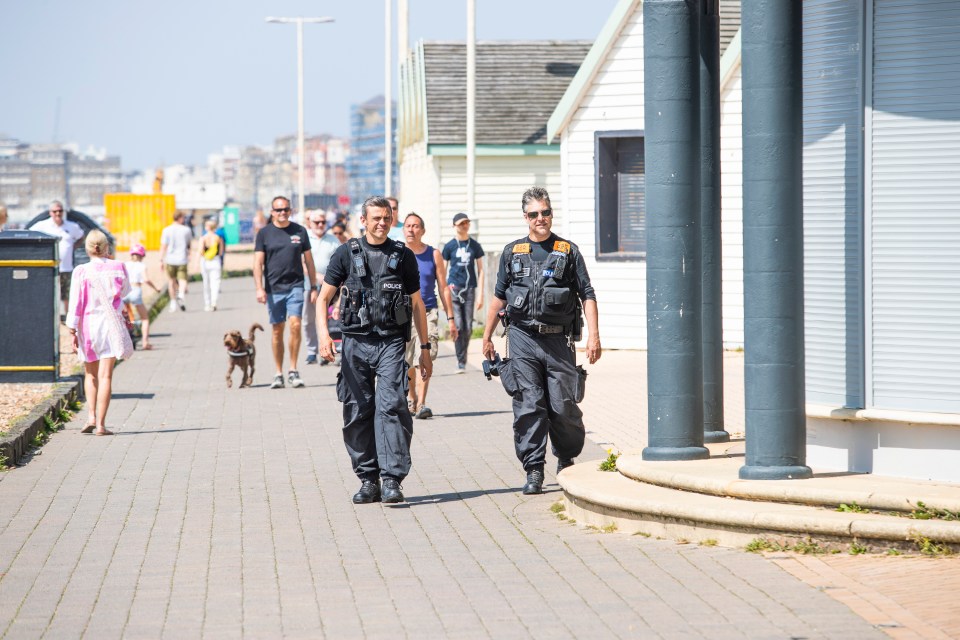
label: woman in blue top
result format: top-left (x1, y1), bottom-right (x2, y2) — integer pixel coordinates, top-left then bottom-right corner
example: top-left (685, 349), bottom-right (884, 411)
top-left (403, 213), bottom-right (458, 418)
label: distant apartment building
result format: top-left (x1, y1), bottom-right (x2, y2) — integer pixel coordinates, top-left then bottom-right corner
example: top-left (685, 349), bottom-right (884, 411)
top-left (208, 135), bottom-right (350, 215)
top-left (0, 137), bottom-right (123, 223)
top-left (348, 95), bottom-right (396, 205)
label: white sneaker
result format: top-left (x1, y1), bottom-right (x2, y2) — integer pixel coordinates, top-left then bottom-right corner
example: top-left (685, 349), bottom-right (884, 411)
top-left (168, 300), bottom-right (177, 312)
top-left (288, 370), bottom-right (305, 388)
top-left (204, 305), bottom-right (211, 312)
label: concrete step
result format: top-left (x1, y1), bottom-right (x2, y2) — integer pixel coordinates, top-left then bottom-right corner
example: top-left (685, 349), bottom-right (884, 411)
top-left (558, 459), bottom-right (960, 552)
top-left (617, 444), bottom-right (960, 514)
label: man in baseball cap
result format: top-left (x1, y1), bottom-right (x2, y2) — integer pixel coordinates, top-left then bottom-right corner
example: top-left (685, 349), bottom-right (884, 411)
top-left (441, 211), bottom-right (485, 372)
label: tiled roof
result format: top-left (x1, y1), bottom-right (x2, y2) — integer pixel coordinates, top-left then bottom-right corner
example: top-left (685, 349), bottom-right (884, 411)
top-left (421, 41), bottom-right (592, 146)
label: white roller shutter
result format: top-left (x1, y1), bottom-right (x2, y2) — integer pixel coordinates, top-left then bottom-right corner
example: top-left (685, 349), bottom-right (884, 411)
top-left (870, 0), bottom-right (960, 412)
top-left (802, 0), bottom-right (864, 407)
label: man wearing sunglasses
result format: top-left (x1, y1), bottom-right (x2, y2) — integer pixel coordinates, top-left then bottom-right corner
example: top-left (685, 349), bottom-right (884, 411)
top-left (32, 201), bottom-right (84, 318)
top-left (482, 186), bottom-right (602, 495)
top-left (254, 196), bottom-right (319, 389)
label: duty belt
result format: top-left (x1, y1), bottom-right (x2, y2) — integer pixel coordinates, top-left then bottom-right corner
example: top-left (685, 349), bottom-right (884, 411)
top-left (536, 324), bottom-right (565, 334)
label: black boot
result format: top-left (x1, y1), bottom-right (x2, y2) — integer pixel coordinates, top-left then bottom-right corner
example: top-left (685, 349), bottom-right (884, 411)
top-left (352, 479), bottom-right (381, 504)
top-left (381, 478), bottom-right (405, 504)
top-left (522, 467), bottom-right (545, 495)
top-left (557, 458), bottom-right (575, 475)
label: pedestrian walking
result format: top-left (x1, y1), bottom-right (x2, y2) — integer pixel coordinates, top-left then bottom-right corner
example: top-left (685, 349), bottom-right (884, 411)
top-left (442, 212), bottom-right (485, 372)
top-left (402, 212), bottom-right (457, 419)
top-left (159, 211), bottom-right (193, 312)
top-left (253, 196), bottom-right (318, 389)
top-left (481, 186), bottom-right (602, 495)
top-left (66, 230), bottom-right (135, 436)
top-left (303, 211), bottom-right (343, 365)
top-left (123, 243), bottom-right (160, 350)
top-left (198, 218), bottom-right (224, 311)
top-left (386, 196), bottom-right (404, 241)
top-left (316, 196), bottom-right (433, 504)
top-left (32, 201), bottom-right (84, 318)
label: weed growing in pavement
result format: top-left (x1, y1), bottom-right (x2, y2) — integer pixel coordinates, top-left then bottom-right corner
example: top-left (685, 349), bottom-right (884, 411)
top-left (700, 539), bottom-right (718, 547)
top-left (69, 400), bottom-right (83, 412)
top-left (601, 523), bottom-right (618, 534)
top-left (886, 548), bottom-right (902, 556)
top-left (792, 538), bottom-right (828, 555)
top-left (598, 450), bottom-right (620, 472)
top-left (633, 531), bottom-right (651, 538)
top-left (849, 540), bottom-right (869, 555)
top-left (909, 501), bottom-right (960, 521)
top-left (0, 450), bottom-right (8, 471)
top-left (836, 502), bottom-right (869, 514)
top-left (550, 502), bottom-right (565, 514)
top-left (745, 538), bottom-right (789, 553)
top-left (675, 538), bottom-right (690, 545)
top-left (31, 430), bottom-right (48, 448)
top-left (913, 536), bottom-right (954, 556)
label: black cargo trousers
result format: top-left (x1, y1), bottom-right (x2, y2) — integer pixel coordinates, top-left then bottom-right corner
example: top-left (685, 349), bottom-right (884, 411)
top-left (336, 333), bottom-right (414, 482)
top-left (503, 325), bottom-right (585, 472)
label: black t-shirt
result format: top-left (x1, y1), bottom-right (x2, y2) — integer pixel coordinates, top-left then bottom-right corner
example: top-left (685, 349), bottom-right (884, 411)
top-left (255, 222), bottom-right (311, 293)
top-left (324, 237), bottom-right (420, 295)
top-left (494, 233), bottom-right (597, 301)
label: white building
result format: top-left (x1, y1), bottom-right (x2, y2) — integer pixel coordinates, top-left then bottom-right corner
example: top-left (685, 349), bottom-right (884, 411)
top-left (546, 0), bottom-right (742, 350)
top-left (397, 40), bottom-right (591, 250)
top-left (549, 0), bottom-right (960, 482)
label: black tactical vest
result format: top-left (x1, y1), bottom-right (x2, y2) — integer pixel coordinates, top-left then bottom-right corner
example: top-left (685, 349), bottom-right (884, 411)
top-left (503, 238), bottom-right (579, 332)
top-left (338, 238), bottom-right (411, 337)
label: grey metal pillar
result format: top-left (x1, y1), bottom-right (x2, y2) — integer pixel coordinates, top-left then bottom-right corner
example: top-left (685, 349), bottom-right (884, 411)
top-left (700, 0), bottom-right (728, 443)
top-left (642, 0), bottom-right (709, 462)
top-left (739, 0), bottom-right (811, 480)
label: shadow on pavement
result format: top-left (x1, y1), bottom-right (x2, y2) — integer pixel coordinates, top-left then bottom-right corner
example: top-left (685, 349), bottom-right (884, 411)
top-left (112, 393), bottom-right (156, 399)
top-left (403, 486), bottom-right (521, 506)
top-left (437, 410), bottom-right (512, 418)
top-left (116, 427), bottom-right (219, 435)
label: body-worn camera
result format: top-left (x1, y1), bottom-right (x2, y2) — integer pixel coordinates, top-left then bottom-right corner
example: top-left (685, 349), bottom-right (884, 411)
top-left (482, 353), bottom-right (502, 380)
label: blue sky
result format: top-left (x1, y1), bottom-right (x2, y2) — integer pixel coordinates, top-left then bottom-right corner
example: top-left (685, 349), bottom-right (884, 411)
top-left (0, 0), bottom-right (618, 172)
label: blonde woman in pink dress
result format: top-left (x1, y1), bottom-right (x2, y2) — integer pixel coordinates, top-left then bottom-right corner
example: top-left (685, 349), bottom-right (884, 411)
top-left (66, 230), bottom-right (134, 436)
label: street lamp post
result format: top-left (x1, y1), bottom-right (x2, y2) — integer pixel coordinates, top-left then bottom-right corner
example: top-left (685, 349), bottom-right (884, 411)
top-left (266, 16), bottom-right (335, 218)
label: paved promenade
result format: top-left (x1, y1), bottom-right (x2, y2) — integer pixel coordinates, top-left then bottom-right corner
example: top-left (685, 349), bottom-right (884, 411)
top-left (0, 277), bottom-right (887, 638)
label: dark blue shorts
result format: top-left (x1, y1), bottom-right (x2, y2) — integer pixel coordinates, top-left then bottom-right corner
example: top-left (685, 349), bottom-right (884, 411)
top-left (267, 287), bottom-right (304, 325)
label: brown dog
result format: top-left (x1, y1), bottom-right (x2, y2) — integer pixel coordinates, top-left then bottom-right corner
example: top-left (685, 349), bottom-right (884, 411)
top-left (223, 323), bottom-right (263, 388)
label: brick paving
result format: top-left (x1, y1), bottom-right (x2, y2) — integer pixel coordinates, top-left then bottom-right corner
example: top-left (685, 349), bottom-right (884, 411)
top-left (0, 277), bottom-right (888, 638)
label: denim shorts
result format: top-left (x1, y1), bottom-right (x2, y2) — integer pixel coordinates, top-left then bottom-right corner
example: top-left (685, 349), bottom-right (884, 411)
top-left (123, 287), bottom-right (144, 306)
top-left (267, 287), bottom-right (304, 325)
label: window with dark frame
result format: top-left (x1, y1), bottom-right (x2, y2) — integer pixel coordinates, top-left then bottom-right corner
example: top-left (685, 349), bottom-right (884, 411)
top-left (596, 132), bottom-right (646, 258)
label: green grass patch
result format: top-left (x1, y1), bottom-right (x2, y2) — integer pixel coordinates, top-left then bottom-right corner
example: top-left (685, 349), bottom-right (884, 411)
top-left (598, 450), bottom-right (620, 472)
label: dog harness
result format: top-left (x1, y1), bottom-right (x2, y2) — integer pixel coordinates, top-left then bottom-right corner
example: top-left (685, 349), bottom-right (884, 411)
top-left (227, 348), bottom-right (252, 357)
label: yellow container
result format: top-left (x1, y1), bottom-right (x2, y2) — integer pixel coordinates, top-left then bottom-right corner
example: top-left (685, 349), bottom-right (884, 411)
top-left (104, 194), bottom-right (177, 251)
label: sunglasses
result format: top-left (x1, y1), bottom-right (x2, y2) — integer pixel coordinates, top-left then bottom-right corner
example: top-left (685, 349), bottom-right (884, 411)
top-left (526, 208), bottom-right (553, 220)
top-left (51, 210), bottom-right (64, 214)
top-left (273, 207), bottom-right (291, 213)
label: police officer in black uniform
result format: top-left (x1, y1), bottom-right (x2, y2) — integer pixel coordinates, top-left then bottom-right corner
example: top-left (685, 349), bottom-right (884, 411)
top-left (482, 186), bottom-right (602, 495)
top-left (317, 196), bottom-right (433, 504)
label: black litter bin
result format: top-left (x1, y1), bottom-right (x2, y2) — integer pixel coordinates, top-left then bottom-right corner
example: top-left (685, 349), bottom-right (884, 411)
top-left (0, 230), bottom-right (60, 382)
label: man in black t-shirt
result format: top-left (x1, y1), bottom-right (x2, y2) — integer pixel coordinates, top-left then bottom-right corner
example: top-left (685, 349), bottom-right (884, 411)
top-left (317, 196), bottom-right (433, 505)
top-left (254, 196), bottom-right (319, 389)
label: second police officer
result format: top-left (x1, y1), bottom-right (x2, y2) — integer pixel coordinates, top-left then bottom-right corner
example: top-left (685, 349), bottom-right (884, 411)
top-left (317, 196), bottom-right (433, 504)
top-left (482, 186), bottom-right (602, 495)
